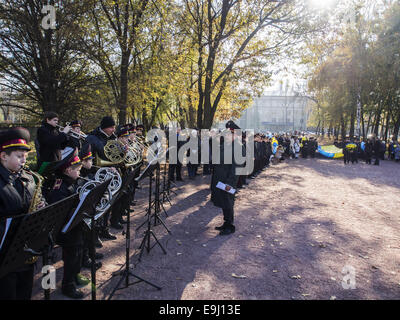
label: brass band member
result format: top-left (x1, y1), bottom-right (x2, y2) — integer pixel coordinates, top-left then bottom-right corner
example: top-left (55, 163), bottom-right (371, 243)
top-left (107, 126), bottom-right (132, 230)
top-left (36, 111), bottom-right (71, 170)
top-left (86, 116), bottom-right (116, 161)
top-left (78, 144), bottom-right (103, 269)
top-left (65, 120), bottom-right (83, 152)
top-left (0, 128), bottom-right (45, 300)
top-left (85, 116), bottom-right (117, 240)
top-left (46, 149), bottom-right (89, 299)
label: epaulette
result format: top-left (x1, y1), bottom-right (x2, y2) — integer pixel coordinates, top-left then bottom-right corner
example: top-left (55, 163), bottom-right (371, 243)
top-left (53, 179), bottom-right (62, 190)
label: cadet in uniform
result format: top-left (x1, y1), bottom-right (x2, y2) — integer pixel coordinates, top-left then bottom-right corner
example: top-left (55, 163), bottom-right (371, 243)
top-left (86, 116), bottom-right (117, 240)
top-left (0, 128), bottom-right (44, 300)
top-left (46, 150), bottom-right (87, 299)
top-left (78, 144), bottom-right (103, 270)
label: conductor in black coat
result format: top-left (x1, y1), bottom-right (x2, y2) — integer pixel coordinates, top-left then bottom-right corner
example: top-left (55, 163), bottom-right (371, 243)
top-left (211, 121), bottom-right (240, 236)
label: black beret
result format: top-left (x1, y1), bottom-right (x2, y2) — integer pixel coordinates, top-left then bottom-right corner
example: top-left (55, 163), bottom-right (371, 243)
top-left (100, 116), bottom-right (116, 129)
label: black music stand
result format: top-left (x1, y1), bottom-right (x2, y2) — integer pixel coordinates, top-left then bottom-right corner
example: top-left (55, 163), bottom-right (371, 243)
top-left (136, 151), bottom-right (171, 232)
top-left (69, 178), bottom-right (112, 301)
top-left (162, 146), bottom-right (178, 204)
top-left (0, 194), bottom-right (80, 300)
top-left (108, 164), bottom-right (161, 300)
top-left (136, 160), bottom-right (168, 262)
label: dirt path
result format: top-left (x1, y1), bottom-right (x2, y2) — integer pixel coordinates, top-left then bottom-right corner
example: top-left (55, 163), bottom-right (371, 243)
top-left (32, 158), bottom-right (400, 300)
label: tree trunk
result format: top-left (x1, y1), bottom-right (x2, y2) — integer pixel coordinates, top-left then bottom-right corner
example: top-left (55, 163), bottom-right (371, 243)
top-left (349, 111), bottom-right (355, 138)
top-left (373, 107), bottom-right (382, 136)
top-left (384, 112), bottom-right (391, 142)
top-left (118, 52), bottom-right (130, 125)
top-left (393, 113), bottom-right (400, 140)
top-left (340, 115), bottom-right (346, 140)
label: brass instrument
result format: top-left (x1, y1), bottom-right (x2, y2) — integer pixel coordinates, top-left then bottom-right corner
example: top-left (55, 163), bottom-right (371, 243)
top-left (57, 122), bottom-right (87, 140)
top-left (25, 167), bottom-right (44, 264)
top-left (104, 140), bottom-right (127, 164)
top-left (77, 177), bottom-right (114, 216)
top-left (128, 134), bottom-right (157, 163)
top-left (27, 168), bottom-right (44, 213)
top-left (95, 168), bottom-right (122, 195)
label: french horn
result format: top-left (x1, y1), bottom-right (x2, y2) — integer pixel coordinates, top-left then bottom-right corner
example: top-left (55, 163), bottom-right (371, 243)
top-left (95, 167), bottom-right (122, 195)
top-left (77, 177), bottom-right (113, 214)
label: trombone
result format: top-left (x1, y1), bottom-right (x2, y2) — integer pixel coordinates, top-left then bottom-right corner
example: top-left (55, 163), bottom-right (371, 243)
top-left (57, 122), bottom-right (87, 140)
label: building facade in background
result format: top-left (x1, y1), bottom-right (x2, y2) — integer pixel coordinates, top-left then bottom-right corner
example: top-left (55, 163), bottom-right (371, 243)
top-left (235, 82), bottom-right (314, 132)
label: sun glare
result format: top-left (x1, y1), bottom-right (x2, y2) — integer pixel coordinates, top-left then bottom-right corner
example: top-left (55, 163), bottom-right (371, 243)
top-left (308, 0), bottom-right (338, 11)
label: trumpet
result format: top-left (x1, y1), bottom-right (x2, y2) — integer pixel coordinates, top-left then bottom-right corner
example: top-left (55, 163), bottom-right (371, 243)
top-left (57, 122), bottom-right (87, 140)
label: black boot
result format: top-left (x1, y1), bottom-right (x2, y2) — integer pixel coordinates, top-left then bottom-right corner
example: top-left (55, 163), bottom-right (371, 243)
top-left (95, 252), bottom-right (104, 260)
top-left (94, 236), bottom-right (103, 248)
top-left (219, 224), bottom-right (235, 236)
top-left (215, 223), bottom-right (228, 231)
top-left (99, 228), bottom-right (117, 240)
top-left (110, 222), bottom-right (123, 230)
top-left (82, 258), bottom-right (102, 270)
top-left (62, 284), bottom-right (84, 299)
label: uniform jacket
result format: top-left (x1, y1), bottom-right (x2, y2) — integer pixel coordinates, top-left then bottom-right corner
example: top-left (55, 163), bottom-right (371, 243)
top-left (46, 175), bottom-right (83, 247)
top-left (37, 123), bottom-right (69, 164)
top-left (85, 127), bottom-right (116, 161)
top-left (0, 165), bottom-right (36, 266)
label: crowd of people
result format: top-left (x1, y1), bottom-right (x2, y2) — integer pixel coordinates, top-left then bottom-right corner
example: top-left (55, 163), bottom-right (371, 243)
top-left (334, 134), bottom-right (400, 165)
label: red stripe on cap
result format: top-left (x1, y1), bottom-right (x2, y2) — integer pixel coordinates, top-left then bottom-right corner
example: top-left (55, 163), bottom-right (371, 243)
top-left (0, 139), bottom-right (29, 152)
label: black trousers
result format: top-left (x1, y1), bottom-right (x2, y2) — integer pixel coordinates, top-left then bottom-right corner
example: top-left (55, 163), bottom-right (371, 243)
top-left (83, 226), bottom-right (96, 259)
top-left (203, 164), bottom-right (211, 174)
top-left (110, 195), bottom-right (128, 225)
top-left (222, 207), bottom-right (234, 226)
top-left (62, 245), bottom-right (83, 288)
top-left (0, 265), bottom-right (34, 300)
top-left (168, 163), bottom-right (182, 180)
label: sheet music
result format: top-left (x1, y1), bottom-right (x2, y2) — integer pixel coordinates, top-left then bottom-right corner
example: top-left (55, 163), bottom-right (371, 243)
top-left (61, 190), bottom-right (89, 233)
top-left (0, 218), bottom-right (12, 252)
top-left (216, 181), bottom-right (236, 194)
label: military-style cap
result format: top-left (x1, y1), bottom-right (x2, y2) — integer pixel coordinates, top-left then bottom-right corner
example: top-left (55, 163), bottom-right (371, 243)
top-left (53, 148), bottom-right (81, 172)
top-left (79, 143), bottom-right (94, 161)
top-left (225, 120), bottom-right (240, 131)
top-left (70, 120), bottom-right (81, 127)
top-left (0, 127), bottom-right (31, 153)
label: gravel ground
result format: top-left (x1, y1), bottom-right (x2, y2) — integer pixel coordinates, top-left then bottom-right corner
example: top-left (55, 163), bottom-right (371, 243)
top-left (32, 157), bottom-right (400, 300)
